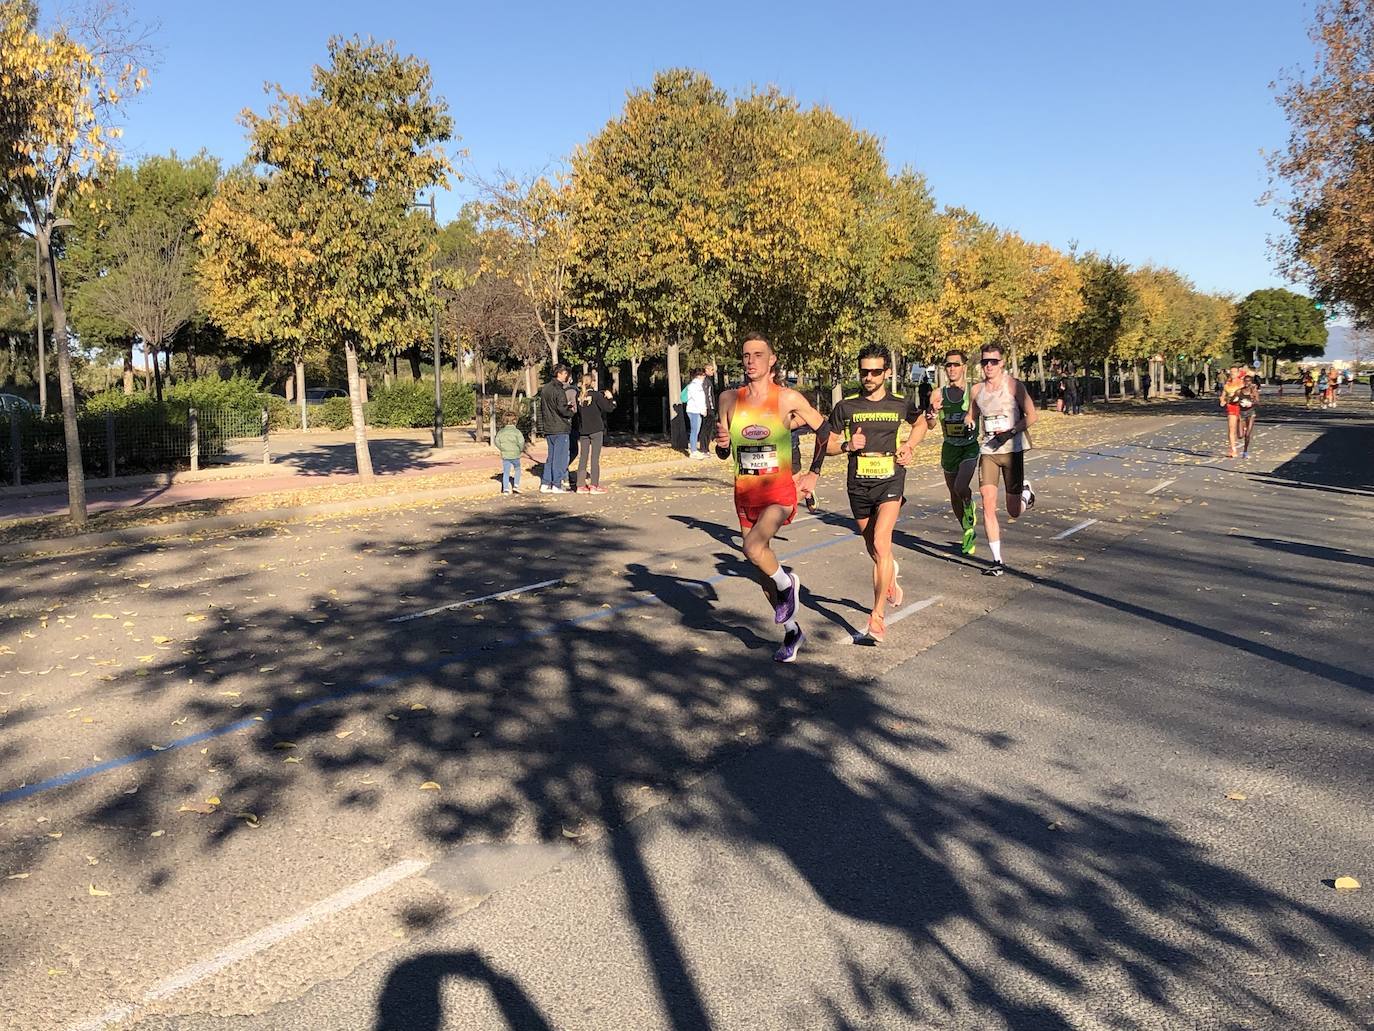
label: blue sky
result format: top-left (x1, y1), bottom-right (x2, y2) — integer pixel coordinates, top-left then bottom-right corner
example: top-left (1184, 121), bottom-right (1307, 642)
top-left (113, 0), bottom-right (1311, 302)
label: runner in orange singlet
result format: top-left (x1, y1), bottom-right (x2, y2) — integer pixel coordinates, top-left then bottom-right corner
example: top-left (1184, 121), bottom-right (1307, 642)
top-left (716, 332), bottom-right (831, 662)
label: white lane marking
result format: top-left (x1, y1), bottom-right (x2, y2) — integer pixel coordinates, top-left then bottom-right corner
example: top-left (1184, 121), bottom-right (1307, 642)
top-left (68, 859), bottom-right (429, 1031)
top-left (389, 579), bottom-right (562, 623)
top-left (1052, 519), bottom-right (1099, 540)
top-left (887, 594), bottom-right (941, 626)
top-left (1145, 479), bottom-right (1176, 495)
top-left (852, 595), bottom-right (941, 641)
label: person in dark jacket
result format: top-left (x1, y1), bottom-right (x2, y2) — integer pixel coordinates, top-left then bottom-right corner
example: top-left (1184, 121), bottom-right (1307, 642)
top-left (574, 374), bottom-right (617, 493)
top-left (538, 365), bottom-right (574, 493)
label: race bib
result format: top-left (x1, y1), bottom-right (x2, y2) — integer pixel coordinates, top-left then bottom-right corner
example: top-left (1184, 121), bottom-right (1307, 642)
top-left (943, 413), bottom-right (972, 439)
top-left (855, 454), bottom-right (895, 479)
top-left (984, 414), bottom-right (1012, 434)
top-left (1240, 399), bottom-right (1253, 409)
top-left (737, 445), bottom-right (779, 475)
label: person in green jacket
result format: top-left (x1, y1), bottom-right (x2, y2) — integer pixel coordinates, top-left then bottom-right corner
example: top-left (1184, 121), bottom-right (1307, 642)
top-left (494, 413), bottom-right (529, 495)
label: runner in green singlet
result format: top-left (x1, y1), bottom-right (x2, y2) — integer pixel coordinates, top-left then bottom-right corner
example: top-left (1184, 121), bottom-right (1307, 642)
top-left (898, 348), bottom-right (980, 555)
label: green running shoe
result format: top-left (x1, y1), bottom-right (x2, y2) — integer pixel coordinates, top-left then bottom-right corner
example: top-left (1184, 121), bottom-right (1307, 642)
top-left (961, 501), bottom-right (977, 555)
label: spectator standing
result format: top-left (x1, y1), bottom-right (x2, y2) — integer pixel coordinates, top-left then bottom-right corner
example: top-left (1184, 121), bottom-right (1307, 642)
top-left (917, 373), bottom-right (933, 414)
top-left (494, 413), bottom-right (528, 494)
top-left (575, 374), bottom-right (617, 493)
top-left (685, 369), bottom-right (709, 459)
top-left (701, 362), bottom-right (719, 454)
top-left (538, 364), bottom-right (575, 493)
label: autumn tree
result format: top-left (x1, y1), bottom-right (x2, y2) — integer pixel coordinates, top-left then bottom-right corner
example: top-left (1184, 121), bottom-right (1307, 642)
top-left (476, 171), bottom-right (575, 370)
top-left (0, 0), bottom-right (149, 524)
top-left (199, 37), bottom-right (453, 478)
top-left (1268, 0), bottom-right (1374, 326)
top-left (571, 70), bottom-right (734, 408)
top-left (1000, 238), bottom-right (1083, 389)
top-left (907, 209), bottom-right (1023, 370)
top-left (1062, 254), bottom-right (1136, 400)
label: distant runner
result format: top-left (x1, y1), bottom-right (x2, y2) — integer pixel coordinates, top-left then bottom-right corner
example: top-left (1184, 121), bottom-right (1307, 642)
top-left (1239, 373), bottom-right (1259, 458)
top-left (716, 332), bottom-right (832, 662)
top-left (968, 343), bottom-right (1037, 576)
top-left (826, 344), bottom-right (922, 643)
top-left (899, 348), bottom-right (980, 556)
top-left (1220, 364), bottom-right (1247, 458)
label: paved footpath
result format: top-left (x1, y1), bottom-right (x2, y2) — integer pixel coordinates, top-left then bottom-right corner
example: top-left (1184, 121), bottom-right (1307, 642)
top-left (0, 406), bottom-right (1369, 1030)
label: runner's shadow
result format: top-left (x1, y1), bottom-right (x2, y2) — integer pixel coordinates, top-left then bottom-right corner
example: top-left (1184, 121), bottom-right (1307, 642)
top-left (1234, 535), bottom-right (1374, 570)
top-left (668, 513), bottom-right (739, 547)
top-left (375, 949), bottom-right (553, 1031)
top-left (623, 562), bottom-right (770, 649)
top-left (894, 528), bottom-right (985, 571)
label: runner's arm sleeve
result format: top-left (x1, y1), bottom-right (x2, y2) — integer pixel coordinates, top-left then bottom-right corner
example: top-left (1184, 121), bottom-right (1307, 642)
top-left (808, 421), bottom-right (831, 474)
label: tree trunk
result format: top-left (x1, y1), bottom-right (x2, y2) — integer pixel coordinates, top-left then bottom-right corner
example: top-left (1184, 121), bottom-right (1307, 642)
top-left (344, 338), bottom-right (374, 478)
top-left (1103, 357), bottom-right (1111, 401)
top-left (295, 359), bottom-right (307, 431)
top-left (666, 336), bottom-right (683, 418)
top-left (122, 342), bottom-right (134, 394)
top-left (38, 231), bottom-right (86, 526)
top-left (1131, 362), bottom-right (1141, 398)
top-left (151, 342), bottom-right (164, 402)
top-left (35, 236), bottom-right (48, 417)
top-left (408, 344), bottom-right (422, 381)
top-left (187, 339), bottom-right (198, 380)
top-left (1036, 351), bottom-right (1046, 394)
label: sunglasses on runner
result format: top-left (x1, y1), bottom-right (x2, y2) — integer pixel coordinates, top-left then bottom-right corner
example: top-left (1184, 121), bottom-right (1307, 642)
top-left (943, 361), bottom-right (963, 368)
top-left (980, 358), bottom-right (1002, 366)
top-left (859, 367), bottom-right (887, 377)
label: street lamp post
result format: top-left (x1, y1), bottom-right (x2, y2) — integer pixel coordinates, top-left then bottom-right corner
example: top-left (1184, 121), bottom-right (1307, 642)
top-left (409, 196), bottom-right (443, 448)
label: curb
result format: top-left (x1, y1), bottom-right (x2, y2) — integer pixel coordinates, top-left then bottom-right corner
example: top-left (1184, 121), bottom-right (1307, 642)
top-left (0, 454), bottom-right (705, 561)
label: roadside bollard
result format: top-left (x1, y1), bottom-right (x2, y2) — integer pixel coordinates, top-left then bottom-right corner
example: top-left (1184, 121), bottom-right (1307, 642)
top-left (189, 407), bottom-right (199, 473)
top-left (262, 408), bottom-right (270, 465)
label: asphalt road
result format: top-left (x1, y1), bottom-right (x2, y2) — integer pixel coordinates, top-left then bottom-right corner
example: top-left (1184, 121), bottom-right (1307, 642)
top-left (0, 403), bottom-right (1370, 1030)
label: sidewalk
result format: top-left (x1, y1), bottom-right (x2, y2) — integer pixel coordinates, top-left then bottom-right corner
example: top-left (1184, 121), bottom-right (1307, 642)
top-left (1, 429), bottom-right (666, 523)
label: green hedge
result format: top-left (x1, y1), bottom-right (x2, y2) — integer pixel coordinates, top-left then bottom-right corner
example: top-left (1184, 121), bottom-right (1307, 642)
top-left (313, 396), bottom-right (354, 430)
top-left (366, 380), bottom-right (475, 428)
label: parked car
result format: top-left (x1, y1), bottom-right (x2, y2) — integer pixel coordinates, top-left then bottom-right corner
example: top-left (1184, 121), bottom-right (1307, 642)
top-left (0, 393), bottom-right (36, 416)
top-left (303, 388), bottom-right (347, 405)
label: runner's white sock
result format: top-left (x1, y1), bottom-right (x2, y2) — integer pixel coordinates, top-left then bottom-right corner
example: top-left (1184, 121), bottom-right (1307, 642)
top-left (990, 539), bottom-right (1003, 563)
top-left (770, 567), bottom-right (792, 591)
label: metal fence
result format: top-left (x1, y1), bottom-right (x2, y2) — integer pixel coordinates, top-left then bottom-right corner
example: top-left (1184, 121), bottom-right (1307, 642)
top-left (2, 404), bottom-right (269, 487)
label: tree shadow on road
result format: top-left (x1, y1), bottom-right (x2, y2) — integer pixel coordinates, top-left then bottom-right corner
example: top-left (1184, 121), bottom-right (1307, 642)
top-left (1, 484), bottom-right (1371, 1029)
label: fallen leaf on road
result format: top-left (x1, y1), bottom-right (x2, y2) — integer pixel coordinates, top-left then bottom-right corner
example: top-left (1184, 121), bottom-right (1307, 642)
top-left (1225, 792), bottom-right (1247, 801)
top-left (7, 873), bottom-right (29, 880)
top-left (205, 796), bottom-right (221, 806)
top-left (186, 615), bottom-right (207, 623)
top-left (1334, 876), bottom-right (1361, 891)
top-left (561, 825), bottom-right (586, 839)
top-left (283, 756), bottom-right (302, 764)
top-left (46, 832), bottom-right (62, 839)
top-left (409, 702), bottom-right (428, 711)
top-left (88, 884), bottom-right (111, 897)
top-left (236, 812), bottom-right (260, 828)
top-left (177, 802), bottom-right (217, 815)
top-left (273, 741), bottom-right (297, 750)
top-left (258, 666), bottom-right (277, 673)
top-left (92, 614), bottom-right (115, 620)
top-left (153, 636), bottom-right (173, 644)
top-left (386, 714), bottom-right (399, 721)
top-left (335, 730), bottom-right (353, 739)
top-left (149, 830), bottom-right (164, 838)
top-left (419, 782), bottom-right (440, 791)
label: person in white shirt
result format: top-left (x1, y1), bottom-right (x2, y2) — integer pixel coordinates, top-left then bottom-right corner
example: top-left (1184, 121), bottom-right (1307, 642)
top-left (685, 370), bottom-right (709, 459)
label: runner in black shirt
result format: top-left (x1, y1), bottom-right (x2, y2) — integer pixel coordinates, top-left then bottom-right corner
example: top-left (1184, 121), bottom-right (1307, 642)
top-left (825, 344), bottom-right (922, 644)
